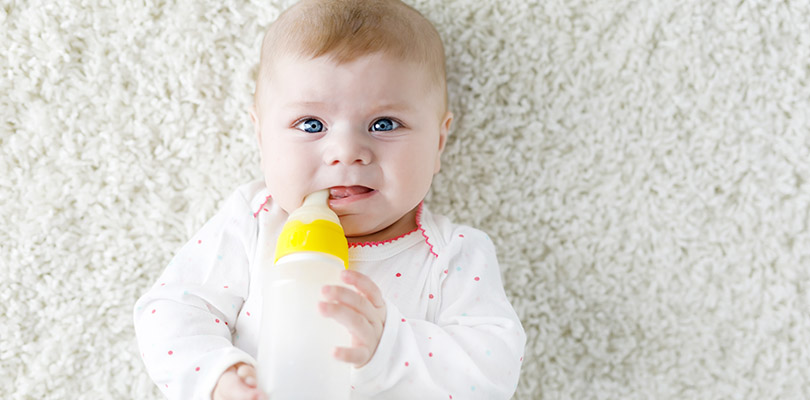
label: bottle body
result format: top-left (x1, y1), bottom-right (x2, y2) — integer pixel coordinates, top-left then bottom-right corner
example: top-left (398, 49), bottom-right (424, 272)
top-left (257, 252), bottom-right (352, 400)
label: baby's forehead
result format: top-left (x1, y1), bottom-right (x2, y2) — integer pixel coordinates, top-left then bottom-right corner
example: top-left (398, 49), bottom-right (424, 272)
top-left (256, 52), bottom-right (446, 116)
top-left (266, 50), bottom-right (411, 69)
top-left (262, 51), bottom-right (435, 85)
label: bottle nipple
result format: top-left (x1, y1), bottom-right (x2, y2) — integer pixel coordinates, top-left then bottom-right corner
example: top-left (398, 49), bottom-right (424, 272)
top-left (287, 190), bottom-right (340, 225)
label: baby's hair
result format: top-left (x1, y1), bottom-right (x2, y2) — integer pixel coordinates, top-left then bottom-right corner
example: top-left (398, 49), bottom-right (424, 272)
top-left (254, 0), bottom-right (447, 108)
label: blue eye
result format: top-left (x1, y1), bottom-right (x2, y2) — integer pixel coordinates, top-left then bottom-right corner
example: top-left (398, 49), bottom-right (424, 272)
top-left (296, 118), bottom-right (324, 133)
top-left (371, 118), bottom-right (400, 132)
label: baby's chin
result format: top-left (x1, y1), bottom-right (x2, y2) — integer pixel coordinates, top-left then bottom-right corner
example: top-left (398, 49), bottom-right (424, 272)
top-left (340, 210), bottom-right (418, 244)
top-left (339, 218), bottom-right (391, 244)
top-left (341, 223), bottom-right (381, 244)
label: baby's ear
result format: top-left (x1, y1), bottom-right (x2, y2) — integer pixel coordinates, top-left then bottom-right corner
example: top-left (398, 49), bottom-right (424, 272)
top-left (249, 105), bottom-right (262, 148)
top-left (440, 111), bottom-right (453, 150)
top-left (435, 111), bottom-right (453, 174)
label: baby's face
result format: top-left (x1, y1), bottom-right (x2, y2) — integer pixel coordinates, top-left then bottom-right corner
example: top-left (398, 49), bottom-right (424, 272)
top-left (251, 53), bottom-right (452, 242)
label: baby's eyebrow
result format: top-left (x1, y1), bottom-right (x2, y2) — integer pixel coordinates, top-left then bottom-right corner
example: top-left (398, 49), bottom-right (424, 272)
top-left (283, 101), bottom-right (328, 109)
top-left (369, 103), bottom-right (412, 113)
top-left (282, 101), bottom-right (414, 114)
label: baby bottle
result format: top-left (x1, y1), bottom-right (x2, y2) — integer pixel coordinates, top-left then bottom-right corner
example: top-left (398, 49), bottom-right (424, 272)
top-left (257, 190), bottom-right (352, 400)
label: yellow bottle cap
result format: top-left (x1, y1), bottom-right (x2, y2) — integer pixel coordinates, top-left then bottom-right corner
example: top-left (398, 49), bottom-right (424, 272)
top-left (274, 190), bottom-right (349, 268)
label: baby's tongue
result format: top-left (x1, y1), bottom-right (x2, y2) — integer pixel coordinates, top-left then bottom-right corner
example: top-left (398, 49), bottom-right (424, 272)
top-left (329, 186), bottom-right (372, 199)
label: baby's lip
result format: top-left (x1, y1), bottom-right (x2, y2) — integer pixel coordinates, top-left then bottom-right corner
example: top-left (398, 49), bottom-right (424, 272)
top-left (329, 186), bottom-right (374, 199)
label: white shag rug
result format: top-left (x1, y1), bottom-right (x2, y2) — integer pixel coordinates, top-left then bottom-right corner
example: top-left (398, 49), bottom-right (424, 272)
top-left (3, 0), bottom-right (810, 398)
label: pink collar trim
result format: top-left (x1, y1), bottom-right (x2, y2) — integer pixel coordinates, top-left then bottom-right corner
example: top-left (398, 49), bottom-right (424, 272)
top-left (348, 202), bottom-right (438, 257)
top-left (348, 228), bottom-right (419, 248)
top-left (253, 194), bottom-right (272, 218)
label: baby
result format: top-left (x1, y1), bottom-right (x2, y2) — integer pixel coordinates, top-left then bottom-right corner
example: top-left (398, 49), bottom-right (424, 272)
top-left (134, 0), bottom-right (526, 399)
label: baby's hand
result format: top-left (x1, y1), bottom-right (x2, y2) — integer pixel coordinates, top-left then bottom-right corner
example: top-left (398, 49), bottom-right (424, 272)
top-left (212, 362), bottom-right (267, 400)
top-left (319, 269), bottom-right (387, 368)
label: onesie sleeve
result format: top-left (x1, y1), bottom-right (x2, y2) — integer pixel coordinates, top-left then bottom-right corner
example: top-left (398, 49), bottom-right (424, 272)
top-left (133, 187), bottom-right (258, 400)
top-left (351, 228), bottom-right (526, 399)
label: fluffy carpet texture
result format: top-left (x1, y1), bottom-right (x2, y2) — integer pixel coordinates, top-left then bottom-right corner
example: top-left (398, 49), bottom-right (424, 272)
top-left (3, 0), bottom-right (810, 398)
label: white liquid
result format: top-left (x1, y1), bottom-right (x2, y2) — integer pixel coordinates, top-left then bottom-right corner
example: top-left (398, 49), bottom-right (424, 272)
top-left (257, 252), bottom-right (352, 400)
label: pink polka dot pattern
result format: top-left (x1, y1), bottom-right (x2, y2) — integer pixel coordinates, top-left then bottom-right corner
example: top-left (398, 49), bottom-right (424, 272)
top-left (135, 197), bottom-right (523, 397)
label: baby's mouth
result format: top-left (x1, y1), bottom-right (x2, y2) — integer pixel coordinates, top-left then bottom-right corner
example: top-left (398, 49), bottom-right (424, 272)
top-left (329, 186), bottom-right (374, 199)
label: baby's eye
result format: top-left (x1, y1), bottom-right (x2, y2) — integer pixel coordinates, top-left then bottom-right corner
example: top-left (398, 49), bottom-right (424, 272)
top-left (370, 118), bottom-right (400, 132)
top-left (295, 118), bottom-right (324, 133)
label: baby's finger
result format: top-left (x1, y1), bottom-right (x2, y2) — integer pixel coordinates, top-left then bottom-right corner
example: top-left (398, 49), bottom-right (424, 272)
top-left (319, 301), bottom-right (375, 343)
top-left (236, 363), bottom-right (257, 387)
top-left (333, 345), bottom-right (372, 366)
top-left (341, 270), bottom-right (385, 308)
top-left (322, 285), bottom-right (377, 325)
top-left (215, 368), bottom-right (264, 400)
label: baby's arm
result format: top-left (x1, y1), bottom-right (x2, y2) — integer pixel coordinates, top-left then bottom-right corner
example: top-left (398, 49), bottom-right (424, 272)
top-left (351, 229), bottom-right (526, 399)
top-left (133, 189), bottom-right (258, 399)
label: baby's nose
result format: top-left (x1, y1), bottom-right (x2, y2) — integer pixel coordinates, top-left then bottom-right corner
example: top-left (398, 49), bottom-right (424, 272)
top-left (323, 127), bottom-right (373, 166)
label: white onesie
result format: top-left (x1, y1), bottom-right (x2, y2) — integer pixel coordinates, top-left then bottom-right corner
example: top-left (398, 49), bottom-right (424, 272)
top-left (134, 180), bottom-right (526, 399)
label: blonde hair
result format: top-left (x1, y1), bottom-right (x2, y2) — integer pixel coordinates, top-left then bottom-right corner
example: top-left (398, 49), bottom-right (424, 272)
top-left (254, 0), bottom-right (447, 108)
